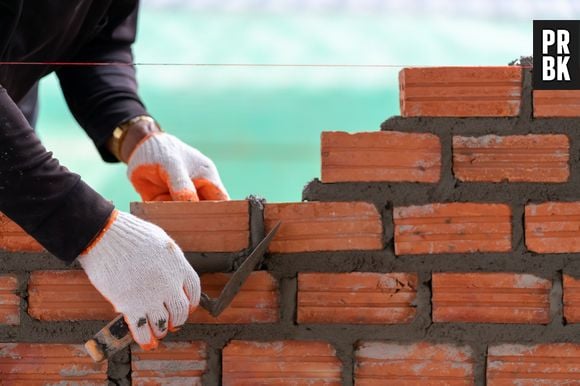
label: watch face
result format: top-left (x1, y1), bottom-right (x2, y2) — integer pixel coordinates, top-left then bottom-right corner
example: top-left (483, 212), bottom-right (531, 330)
top-left (113, 127), bottom-right (125, 140)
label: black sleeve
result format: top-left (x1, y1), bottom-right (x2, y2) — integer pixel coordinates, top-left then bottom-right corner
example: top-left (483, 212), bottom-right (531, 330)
top-left (56, 0), bottom-right (148, 163)
top-left (0, 87), bottom-right (114, 262)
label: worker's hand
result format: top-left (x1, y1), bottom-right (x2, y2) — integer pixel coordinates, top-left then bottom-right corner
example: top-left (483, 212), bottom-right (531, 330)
top-left (78, 210), bottom-right (200, 350)
top-left (127, 132), bottom-right (229, 201)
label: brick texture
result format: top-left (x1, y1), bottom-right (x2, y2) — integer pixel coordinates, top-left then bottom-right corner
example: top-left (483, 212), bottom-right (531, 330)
top-left (132, 341), bottom-right (208, 385)
top-left (264, 202), bottom-right (383, 253)
top-left (131, 200), bottom-right (250, 252)
top-left (534, 90), bottom-right (580, 117)
top-left (453, 134), bottom-right (570, 183)
top-left (400, 67), bottom-right (521, 117)
top-left (0, 275), bottom-right (19, 325)
top-left (28, 270), bottom-right (115, 321)
top-left (394, 203), bottom-right (512, 255)
top-left (223, 340), bottom-right (342, 385)
top-left (563, 275), bottom-right (580, 323)
top-left (0, 213), bottom-right (43, 252)
top-left (297, 272), bottom-right (417, 324)
top-left (188, 271), bottom-right (279, 324)
top-left (525, 202), bottom-right (580, 253)
top-left (321, 131), bottom-right (441, 183)
top-left (355, 342), bottom-right (474, 385)
top-left (488, 343), bottom-right (580, 384)
top-left (432, 273), bottom-right (551, 324)
top-left (0, 343), bottom-right (107, 383)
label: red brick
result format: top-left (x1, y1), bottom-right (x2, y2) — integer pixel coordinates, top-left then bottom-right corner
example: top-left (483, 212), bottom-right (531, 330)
top-left (0, 275), bottom-right (19, 325)
top-left (534, 90), bottom-right (580, 117)
top-left (132, 341), bottom-right (207, 385)
top-left (28, 270), bottom-right (115, 321)
top-left (223, 340), bottom-right (342, 386)
top-left (297, 272), bottom-right (417, 324)
top-left (488, 343), bottom-right (580, 384)
top-left (400, 67), bottom-right (521, 117)
top-left (432, 273), bottom-right (551, 324)
top-left (525, 202), bottom-right (580, 253)
top-left (0, 213), bottom-right (43, 252)
top-left (394, 203), bottom-right (512, 255)
top-left (321, 131), bottom-right (441, 183)
top-left (453, 134), bottom-right (569, 182)
top-left (0, 343), bottom-right (107, 383)
top-left (131, 200), bottom-right (249, 252)
top-left (264, 201), bottom-right (383, 253)
top-left (188, 271), bottom-right (279, 324)
top-left (355, 341), bottom-right (474, 385)
top-left (563, 275), bottom-right (580, 323)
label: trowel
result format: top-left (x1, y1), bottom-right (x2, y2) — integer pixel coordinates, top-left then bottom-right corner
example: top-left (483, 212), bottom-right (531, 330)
top-left (85, 221), bottom-right (281, 363)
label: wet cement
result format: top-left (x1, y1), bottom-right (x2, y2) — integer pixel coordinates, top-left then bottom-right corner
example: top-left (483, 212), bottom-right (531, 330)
top-left (3, 62), bottom-right (580, 385)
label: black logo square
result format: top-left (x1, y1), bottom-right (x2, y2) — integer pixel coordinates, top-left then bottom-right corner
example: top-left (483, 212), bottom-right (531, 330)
top-left (533, 20), bottom-right (580, 90)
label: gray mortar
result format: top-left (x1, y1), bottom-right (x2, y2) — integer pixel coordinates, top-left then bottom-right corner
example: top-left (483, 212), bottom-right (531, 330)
top-left (4, 61), bottom-right (580, 385)
top-left (248, 195), bottom-right (266, 249)
top-left (107, 348), bottom-right (130, 386)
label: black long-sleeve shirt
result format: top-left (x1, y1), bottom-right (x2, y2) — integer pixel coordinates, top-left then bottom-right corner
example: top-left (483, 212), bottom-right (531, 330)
top-left (0, 0), bottom-right (148, 262)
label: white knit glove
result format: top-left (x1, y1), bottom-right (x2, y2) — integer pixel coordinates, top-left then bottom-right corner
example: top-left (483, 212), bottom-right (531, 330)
top-left (78, 210), bottom-right (201, 350)
top-left (127, 132), bottom-right (229, 202)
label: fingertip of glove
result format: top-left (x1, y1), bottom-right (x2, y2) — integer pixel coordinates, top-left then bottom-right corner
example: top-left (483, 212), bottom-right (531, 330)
top-left (168, 325), bottom-right (181, 333)
top-left (171, 189), bottom-right (200, 202)
top-left (140, 338), bottom-right (159, 351)
top-left (193, 179), bottom-right (229, 201)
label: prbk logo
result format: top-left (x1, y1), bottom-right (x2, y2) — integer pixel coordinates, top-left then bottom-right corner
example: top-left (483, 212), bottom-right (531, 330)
top-left (533, 20), bottom-right (580, 90)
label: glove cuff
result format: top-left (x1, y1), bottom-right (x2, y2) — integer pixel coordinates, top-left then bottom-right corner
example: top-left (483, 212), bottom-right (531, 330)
top-left (81, 209), bottom-right (119, 256)
top-left (126, 131), bottom-right (165, 165)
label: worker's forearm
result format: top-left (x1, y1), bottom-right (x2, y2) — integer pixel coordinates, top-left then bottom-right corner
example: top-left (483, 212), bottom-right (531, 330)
top-left (0, 87), bottom-right (114, 262)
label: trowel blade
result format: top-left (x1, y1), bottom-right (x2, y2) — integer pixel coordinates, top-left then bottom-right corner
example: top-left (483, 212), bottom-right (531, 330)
top-left (207, 221), bottom-right (281, 317)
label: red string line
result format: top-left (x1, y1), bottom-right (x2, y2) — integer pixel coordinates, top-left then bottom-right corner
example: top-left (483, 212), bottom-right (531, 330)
top-left (0, 61), bottom-right (534, 68)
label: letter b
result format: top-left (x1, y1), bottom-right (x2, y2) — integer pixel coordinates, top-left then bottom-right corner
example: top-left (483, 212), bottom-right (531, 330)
top-left (543, 56), bottom-right (556, 81)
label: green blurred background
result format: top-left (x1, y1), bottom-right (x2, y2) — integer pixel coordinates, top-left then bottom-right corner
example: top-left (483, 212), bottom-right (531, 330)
top-left (35, 1), bottom-right (570, 211)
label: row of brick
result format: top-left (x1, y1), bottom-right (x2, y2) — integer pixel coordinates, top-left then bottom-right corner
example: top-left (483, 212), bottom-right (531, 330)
top-left (2, 271), bottom-right (580, 325)
top-left (322, 131), bottom-right (570, 183)
top-left (2, 340), bottom-right (580, 385)
top-left (7, 200), bottom-right (580, 255)
top-left (109, 201), bottom-right (580, 255)
top-left (399, 66), bottom-right (580, 117)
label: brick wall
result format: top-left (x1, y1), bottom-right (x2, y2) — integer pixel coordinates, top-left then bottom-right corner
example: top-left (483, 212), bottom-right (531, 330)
top-left (2, 60), bottom-right (580, 385)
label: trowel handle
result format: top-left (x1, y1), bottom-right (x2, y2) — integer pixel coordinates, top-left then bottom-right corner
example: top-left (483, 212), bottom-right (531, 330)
top-left (85, 314), bottom-right (131, 363)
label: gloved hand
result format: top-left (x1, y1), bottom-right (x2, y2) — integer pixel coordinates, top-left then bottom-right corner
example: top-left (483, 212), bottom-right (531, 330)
top-left (78, 210), bottom-right (200, 350)
top-left (127, 132), bottom-right (229, 202)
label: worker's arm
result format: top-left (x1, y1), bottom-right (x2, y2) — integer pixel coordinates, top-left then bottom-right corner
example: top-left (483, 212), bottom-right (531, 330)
top-left (0, 86), bottom-right (114, 262)
top-left (56, 1), bottom-right (229, 201)
top-left (55, 0), bottom-right (146, 163)
top-left (0, 86), bottom-right (201, 348)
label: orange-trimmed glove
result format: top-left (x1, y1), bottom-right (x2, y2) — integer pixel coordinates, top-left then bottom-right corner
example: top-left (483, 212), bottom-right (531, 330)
top-left (127, 132), bottom-right (229, 201)
top-left (78, 210), bottom-right (201, 350)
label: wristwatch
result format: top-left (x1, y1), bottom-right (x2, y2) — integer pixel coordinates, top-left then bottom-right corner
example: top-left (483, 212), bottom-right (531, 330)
top-left (108, 115), bottom-right (159, 161)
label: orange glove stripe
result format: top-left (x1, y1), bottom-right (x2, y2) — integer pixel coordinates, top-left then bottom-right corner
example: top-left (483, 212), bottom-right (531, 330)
top-left (81, 210), bottom-right (119, 256)
top-left (130, 164), bottom-right (200, 202)
top-left (130, 164), bottom-right (231, 202)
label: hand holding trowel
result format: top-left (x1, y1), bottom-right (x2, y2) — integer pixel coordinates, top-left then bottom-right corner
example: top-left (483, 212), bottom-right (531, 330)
top-left (84, 221), bottom-right (280, 363)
